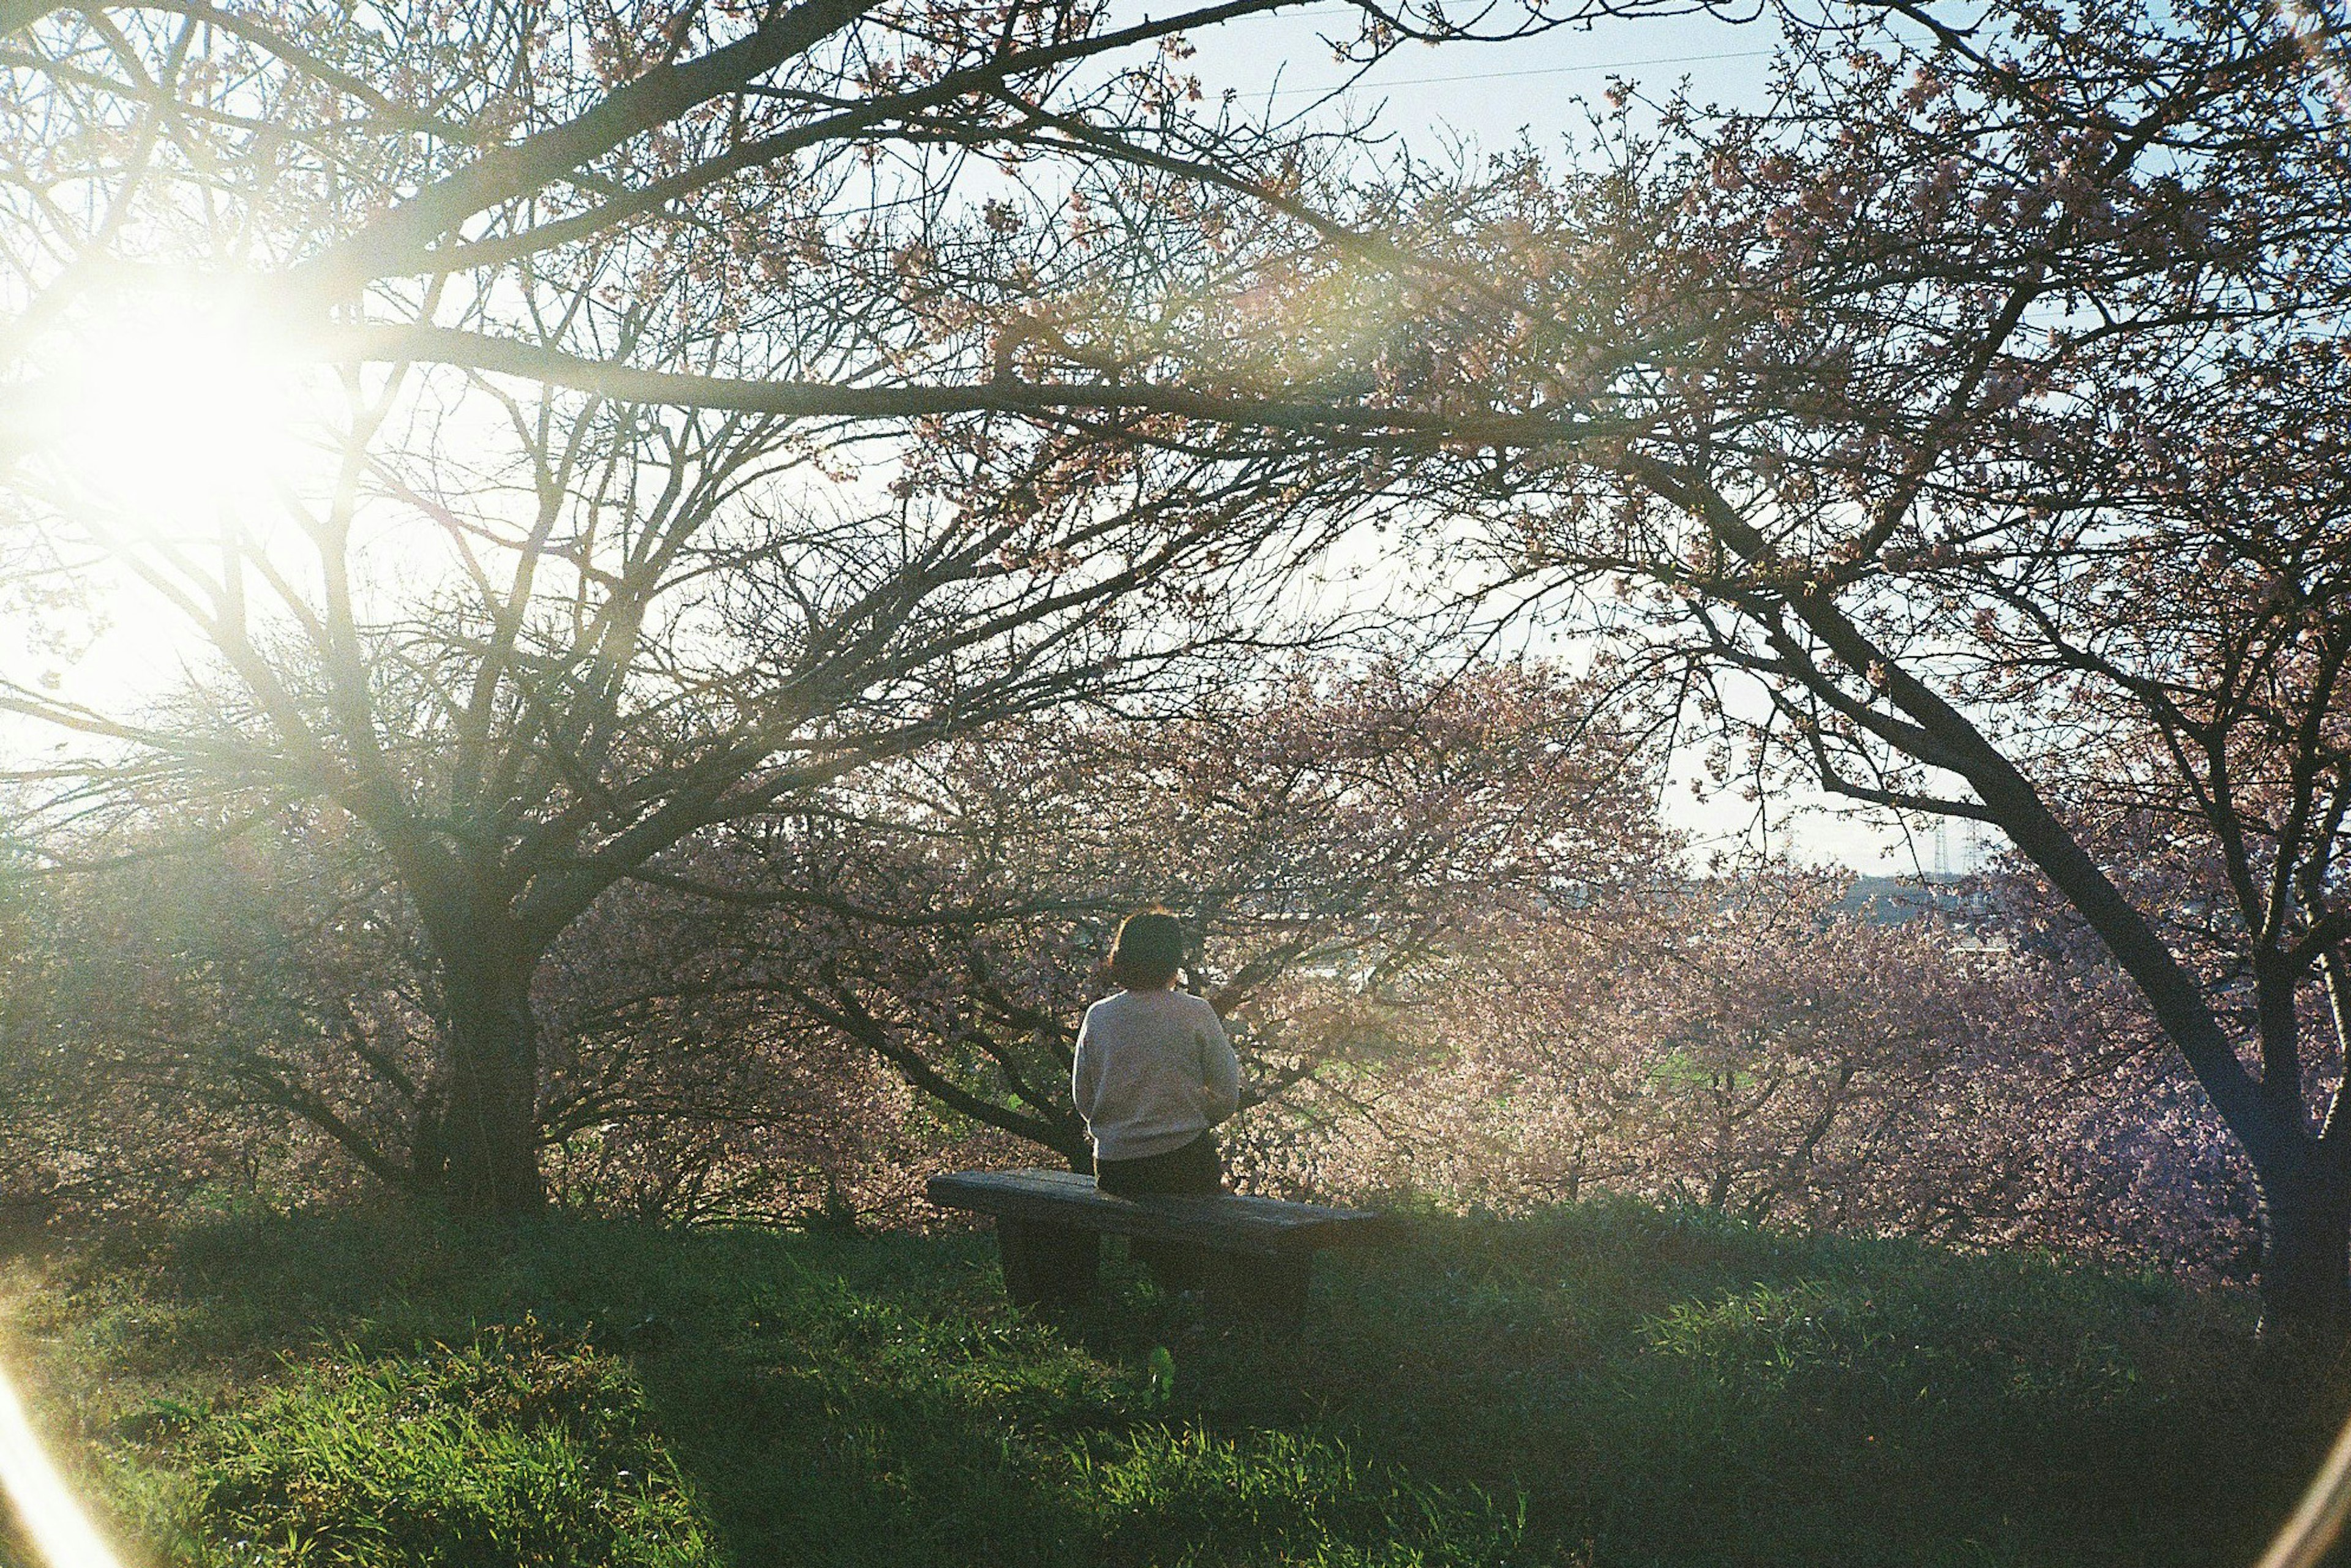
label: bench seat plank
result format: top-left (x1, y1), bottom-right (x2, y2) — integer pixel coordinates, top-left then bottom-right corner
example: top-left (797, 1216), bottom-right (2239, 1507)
top-left (927, 1168), bottom-right (1387, 1259)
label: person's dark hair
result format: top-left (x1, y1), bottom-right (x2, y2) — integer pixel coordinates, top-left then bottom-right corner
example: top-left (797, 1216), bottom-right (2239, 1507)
top-left (1108, 909), bottom-right (1185, 989)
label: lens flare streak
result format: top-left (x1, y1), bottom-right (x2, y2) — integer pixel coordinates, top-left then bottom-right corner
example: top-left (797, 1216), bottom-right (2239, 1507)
top-left (0, 1359), bottom-right (124, 1568)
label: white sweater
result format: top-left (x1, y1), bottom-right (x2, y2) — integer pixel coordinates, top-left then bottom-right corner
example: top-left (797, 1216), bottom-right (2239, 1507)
top-left (1071, 988), bottom-right (1242, 1162)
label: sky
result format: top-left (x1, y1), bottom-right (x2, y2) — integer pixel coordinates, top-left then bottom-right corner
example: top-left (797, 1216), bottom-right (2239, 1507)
top-left (1177, 1), bottom-right (1787, 144)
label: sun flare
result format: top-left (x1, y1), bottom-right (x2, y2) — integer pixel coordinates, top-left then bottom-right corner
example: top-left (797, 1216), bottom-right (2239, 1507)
top-left (42, 283), bottom-right (307, 530)
top-left (7, 280), bottom-right (322, 681)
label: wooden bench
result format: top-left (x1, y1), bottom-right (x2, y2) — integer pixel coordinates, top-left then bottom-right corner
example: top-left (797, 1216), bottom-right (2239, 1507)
top-left (926, 1168), bottom-right (1389, 1326)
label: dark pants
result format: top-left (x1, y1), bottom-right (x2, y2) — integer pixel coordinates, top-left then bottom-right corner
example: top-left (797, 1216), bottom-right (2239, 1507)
top-left (1095, 1132), bottom-right (1221, 1291)
top-left (1094, 1130), bottom-right (1223, 1196)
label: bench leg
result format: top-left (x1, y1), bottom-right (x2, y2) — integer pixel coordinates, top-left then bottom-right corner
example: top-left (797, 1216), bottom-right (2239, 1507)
top-left (1202, 1251), bottom-right (1313, 1330)
top-left (997, 1218), bottom-right (1098, 1308)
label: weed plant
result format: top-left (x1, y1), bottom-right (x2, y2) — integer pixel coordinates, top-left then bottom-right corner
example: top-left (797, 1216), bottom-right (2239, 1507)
top-left (0, 1198), bottom-right (2329, 1567)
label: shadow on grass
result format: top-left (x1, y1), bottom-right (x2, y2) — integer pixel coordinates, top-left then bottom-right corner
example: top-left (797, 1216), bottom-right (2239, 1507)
top-left (1, 1199), bottom-right (2330, 1568)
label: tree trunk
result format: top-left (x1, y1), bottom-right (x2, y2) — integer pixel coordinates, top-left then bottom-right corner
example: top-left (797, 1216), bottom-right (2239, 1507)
top-left (424, 957), bottom-right (546, 1218)
top-left (2256, 1164), bottom-right (2351, 1342)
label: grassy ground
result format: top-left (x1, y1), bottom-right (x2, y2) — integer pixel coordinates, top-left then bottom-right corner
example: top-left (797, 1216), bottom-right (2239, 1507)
top-left (0, 1198), bottom-right (2333, 1567)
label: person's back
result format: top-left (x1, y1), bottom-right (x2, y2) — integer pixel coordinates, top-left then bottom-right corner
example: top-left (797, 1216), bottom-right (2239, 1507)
top-left (1070, 909), bottom-right (1240, 1202)
top-left (1073, 986), bottom-right (1240, 1163)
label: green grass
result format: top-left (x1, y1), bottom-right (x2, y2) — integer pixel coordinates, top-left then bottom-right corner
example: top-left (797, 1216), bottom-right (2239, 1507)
top-left (0, 1199), bottom-right (2332, 1567)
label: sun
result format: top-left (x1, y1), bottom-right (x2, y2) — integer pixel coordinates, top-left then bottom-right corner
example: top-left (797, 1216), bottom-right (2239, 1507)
top-left (9, 277), bottom-right (322, 685)
top-left (38, 279), bottom-right (309, 531)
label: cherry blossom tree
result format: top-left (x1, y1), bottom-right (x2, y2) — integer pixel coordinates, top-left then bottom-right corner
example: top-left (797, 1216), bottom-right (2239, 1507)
top-left (8, 344), bottom-right (1370, 1213)
top-left (640, 658), bottom-right (1673, 1172)
top-left (4, 656), bottom-right (1669, 1215)
top-left (6, 0), bottom-right (2332, 1298)
top-left (1292, 0), bottom-right (2351, 1327)
top-left (1458, 876), bottom-right (2027, 1231)
top-left (1, 809), bottom-right (424, 1214)
top-left (5, 786), bottom-right (994, 1223)
top-left (0, 0), bottom-right (1747, 1219)
top-left (1292, 869), bottom-right (2260, 1272)
top-left (0, 0), bottom-right (1703, 433)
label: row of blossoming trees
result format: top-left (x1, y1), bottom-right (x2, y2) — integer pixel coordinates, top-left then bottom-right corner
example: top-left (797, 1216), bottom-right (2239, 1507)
top-left (0, 670), bottom-right (2259, 1280)
top-left (0, 0), bottom-right (2341, 1327)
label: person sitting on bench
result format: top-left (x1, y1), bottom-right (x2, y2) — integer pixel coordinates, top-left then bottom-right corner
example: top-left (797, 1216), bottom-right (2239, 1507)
top-left (1071, 909), bottom-right (1242, 1216)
